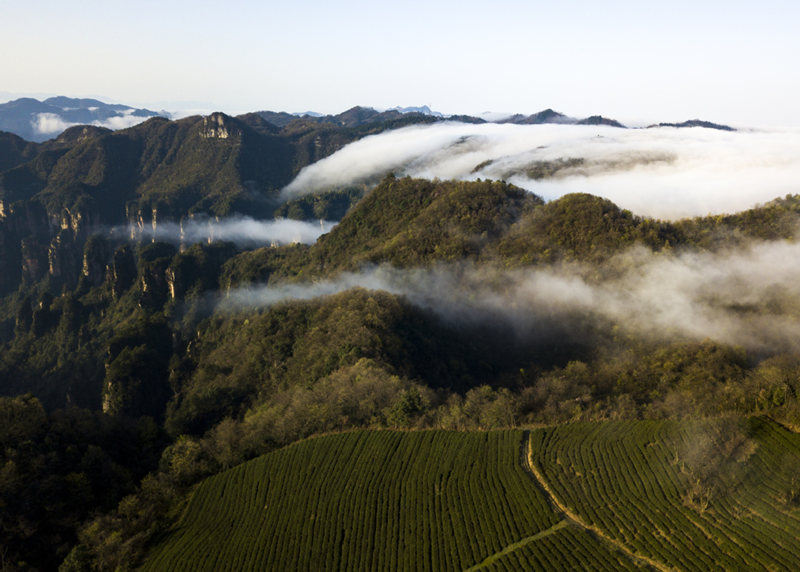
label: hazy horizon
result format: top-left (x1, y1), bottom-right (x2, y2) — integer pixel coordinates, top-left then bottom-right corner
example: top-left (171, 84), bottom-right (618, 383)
top-left (3, 1), bottom-right (799, 127)
top-left (0, 91), bottom-right (762, 131)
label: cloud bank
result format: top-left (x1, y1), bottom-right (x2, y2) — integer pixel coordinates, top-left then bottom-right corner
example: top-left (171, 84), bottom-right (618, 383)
top-left (32, 113), bottom-right (77, 135)
top-left (118, 216), bottom-right (336, 246)
top-left (224, 240), bottom-right (800, 354)
top-left (282, 122), bottom-right (800, 219)
top-left (31, 111), bottom-right (154, 135)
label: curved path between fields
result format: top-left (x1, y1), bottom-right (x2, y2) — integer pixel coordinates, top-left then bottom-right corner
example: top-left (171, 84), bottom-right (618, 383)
top-left (520, 430), bottom-right (672, 572)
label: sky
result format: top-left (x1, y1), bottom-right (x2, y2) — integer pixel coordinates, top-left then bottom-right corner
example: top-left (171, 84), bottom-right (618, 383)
top-left (2, 0), bottom-right (800, 126)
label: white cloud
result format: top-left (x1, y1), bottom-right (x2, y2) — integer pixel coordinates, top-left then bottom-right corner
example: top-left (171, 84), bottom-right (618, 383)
top-left (31, 111), bottom-right (154, 136)
top-left (93, 114), bottom-right (151, 130)
top-left (32, 112), bottom-right (77, 135)
top-left (224, 240), bottom-right (800, 354)
top-left (118, 216), bottom-right (336, 246)
top-left (282, 122), bottom-right (800, 219)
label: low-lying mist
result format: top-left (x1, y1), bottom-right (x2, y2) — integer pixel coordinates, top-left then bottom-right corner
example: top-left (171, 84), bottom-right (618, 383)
top-left (223, 239), bottom-right (800, 355)
top-left (281, 122), bottom-right (800, 219)
top-left (113, 216), bottom-right (336, 246)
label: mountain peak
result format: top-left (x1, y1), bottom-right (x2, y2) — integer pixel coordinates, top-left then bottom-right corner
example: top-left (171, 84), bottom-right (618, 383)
top-left (499, 108), bottom-right (573, 125)
top-left (391, 105), bottom-right (443, 117)
top-left (54, 124), bottom-right (112, 144)
top-left (649, 119), bottom-right (735, 132)
top-left (577, 115), bottom-right (626, 128)
top-left (44, 96), bottom-right (108, 110)
top-left (200, 112), bottom-right (242, 139)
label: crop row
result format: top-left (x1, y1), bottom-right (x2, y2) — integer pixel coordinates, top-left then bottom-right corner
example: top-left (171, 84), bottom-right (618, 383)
top-left (144, 429), bottom-right (619, 570)
top-left (529, 418), bottom-right (800, 570)
top-left (485, 524), bottom-right (642, 571)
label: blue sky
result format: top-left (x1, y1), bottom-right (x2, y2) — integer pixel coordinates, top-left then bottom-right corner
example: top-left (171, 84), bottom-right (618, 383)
top-left (2, 0), bottom-right (799, 126)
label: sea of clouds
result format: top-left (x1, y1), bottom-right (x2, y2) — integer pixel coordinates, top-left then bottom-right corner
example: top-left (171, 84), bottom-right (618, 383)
top-left (281, 122), bottom-right (800, 220)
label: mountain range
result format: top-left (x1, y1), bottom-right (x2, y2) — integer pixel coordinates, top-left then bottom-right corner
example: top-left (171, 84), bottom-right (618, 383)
top-left (0, 96), bottom-right (168, 142)
top-left (0, 96), bottom-right (736, 143)
top-left (0, 95), bottom-right (746, 302)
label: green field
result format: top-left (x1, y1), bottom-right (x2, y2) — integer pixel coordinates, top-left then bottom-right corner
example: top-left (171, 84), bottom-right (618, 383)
top-left (142, 430), bottom-right (635, 571)
top-left (143, 420), bottom-right (800, 570)
top-left (529, 418), bottom-right (800, 570)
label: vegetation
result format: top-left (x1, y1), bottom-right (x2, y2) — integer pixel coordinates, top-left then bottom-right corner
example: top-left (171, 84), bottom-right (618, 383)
top-left (140, 430), bottom-right (634, 571)
top-left (274, 187), bottom-right (366, 221)
top-left (0, 395), bottom-right (163, 570)
top-left (3, 111), bottom-right (800, 569)
top-left (138, 420), bottom-right (800, 570)
top-left (529, 417), bottom-right (800, 569)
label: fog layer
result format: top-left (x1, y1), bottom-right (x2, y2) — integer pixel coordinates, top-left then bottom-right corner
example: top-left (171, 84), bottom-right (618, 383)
top-left (32, 110), bottom-right (152, 136)
top-left (117, 216), bottom-right (336, 246)
top-left (225, 240), bottom-right (800, 354)
top-left (282, 122), bottom-right (800, 219)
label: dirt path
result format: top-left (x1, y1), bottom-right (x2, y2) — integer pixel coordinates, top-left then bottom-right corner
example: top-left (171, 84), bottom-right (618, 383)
top-left (464, 520), bottom-right (570, 571)
top-left (521, 430), bottom-right (672, 572)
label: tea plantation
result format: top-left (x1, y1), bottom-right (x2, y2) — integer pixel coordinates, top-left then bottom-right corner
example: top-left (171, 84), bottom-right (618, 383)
top-left (143, 420), bottom-right (800, 570)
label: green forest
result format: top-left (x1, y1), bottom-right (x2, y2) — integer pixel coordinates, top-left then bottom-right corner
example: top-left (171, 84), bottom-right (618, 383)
top-left (2, 113), bottom-right (800, 570)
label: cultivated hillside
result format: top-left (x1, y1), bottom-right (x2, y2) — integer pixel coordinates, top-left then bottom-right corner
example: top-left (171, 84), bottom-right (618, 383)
top-left (140, 420), bottom-right (800, 570)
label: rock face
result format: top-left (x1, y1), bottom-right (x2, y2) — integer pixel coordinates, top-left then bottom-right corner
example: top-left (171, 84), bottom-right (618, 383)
top-left (0, 192), bottom-right (105, 292)
top-left (125, 204), bottom-right (161, 241)
top-left (0, 111), bottom-right (252, 294)
top-left (101, 317), bottom-right (173, 419)
top-left (111, 245), bottom-right (137, 300)
top-left (48, 231), bottom-right (81, 286)
top-left (0, 106), bottom-right (462, 296)
top-left (201, 113), bottom-right (242, 139)
top-left (20, 236), bottom-right (48, 284)
top-left (164, 242), bottom-right (237, 301)
top-left (0, 226), bottom-right (21, 293)
top-left (82, 236), bottom-right (112, 288)
top-left (139, 264), bottom-right (170, 308)
top-left (136, 243), bottom-right (177, 309)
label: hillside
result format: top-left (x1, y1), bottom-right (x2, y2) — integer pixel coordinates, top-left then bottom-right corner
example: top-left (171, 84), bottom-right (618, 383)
top-left (0, 131), bottom-right (40, 172)
top-left (306, 177), bottom-right (541, 270)
top-left (6, 177), bottom-right (800, 414)
top-left (529, 417), bottom-right (800, 569)
top-left (141, 430), bottom-right (635, 571)
top-left (140, 420), bottom-right (800, 570)
top-left (0, 114), bottom-right (431, 297)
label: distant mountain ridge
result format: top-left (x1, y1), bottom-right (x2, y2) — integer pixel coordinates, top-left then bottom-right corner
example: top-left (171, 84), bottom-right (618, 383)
top-left (2, 95), bottom-right (738, 142)
top-left (240, 105), bottom-right (736, 133)
top-left (648, 119), bottom-right (736, 131)
top-left (0, 96), bottom-right (168, 142)
top-left (252, 105), bottom-right (442, 129)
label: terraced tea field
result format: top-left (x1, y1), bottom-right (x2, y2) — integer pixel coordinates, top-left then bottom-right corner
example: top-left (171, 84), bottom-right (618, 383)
top-left (142, 430), bottom-right (633, 570)
top-left (143, 419), bottom-right (800, 570)
top-left (528, 418), bottom-right (800, 570)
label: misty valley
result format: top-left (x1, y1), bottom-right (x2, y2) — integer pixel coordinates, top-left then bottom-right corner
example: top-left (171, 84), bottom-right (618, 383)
top-left (2, 104), bottom-right (800, 570)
